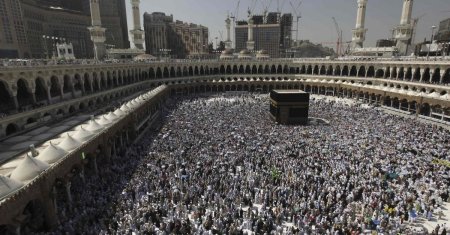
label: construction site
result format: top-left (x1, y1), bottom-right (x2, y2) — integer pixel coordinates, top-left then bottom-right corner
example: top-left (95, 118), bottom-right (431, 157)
top-left (220, 0), bottom-right (450, 58)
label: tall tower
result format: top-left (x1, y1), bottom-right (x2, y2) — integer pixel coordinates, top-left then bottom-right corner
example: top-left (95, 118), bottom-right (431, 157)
top-left (225, 15), bottom-right (232, 50)
top-left (393, 0), bottom-right (414, 55)
top-left (247, 15), bottom-right (255, 51)
top-left (130, 0), bottom-right (145, 49)
top-left (88, 0), bottom-right (106, 60)
top-left (351, 0), bottom-right (368, 49)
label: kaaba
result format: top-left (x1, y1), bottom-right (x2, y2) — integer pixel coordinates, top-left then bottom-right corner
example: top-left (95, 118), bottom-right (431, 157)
top-left (270, 90), bottom-right (310, 125)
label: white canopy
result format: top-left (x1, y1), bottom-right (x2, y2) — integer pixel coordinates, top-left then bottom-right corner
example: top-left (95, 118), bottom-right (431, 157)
top-left (36, 142), bottom-right (68, 164)
top-left (85, 118), bottom-right (104, 133)
top-left (115, 108), bottom-right (127, 116)
top-left (0, 175), bottom-right (23, 198)
top-left (97, 115), bottom-right (112, 126)
top-left (105, 112), bottom-right (119, 121)
top-left (72, 126), bottom-right (94, 143)
top-left (10, 154), bottom-right (49, 182)
top-left (58, 133), bottom-right (82, 152)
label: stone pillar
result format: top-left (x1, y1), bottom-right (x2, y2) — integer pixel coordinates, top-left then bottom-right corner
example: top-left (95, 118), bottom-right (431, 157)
top-left (31, 93), bottom-right (36, 104)
top-left (65, 182), bottom-right (72, 205)
top-left (419, 71), bottom-right (426, 82)
top-left (93, 156), bottom-right (98, 175)
top-left (407, 103), bottom-right (411, 112)
top-left (440, 71), bottom-right (446, 84)
top-left (390, 68), bottom-right (395, 79)
top-left (410, 68), bottom-right (416, 81)
top-left (390, 100), bottom-right (394, 107)
top-left (396, 68), bottom-right (401, 79)
top-left (53, 186), bottom-right (58, 213)
top-left (12, 95), bottom-right (19, 110)
top-left (46, 88), bottom-right (52, 104)
top-left (59, 85), bottom-right (64, 101)
top-left (428, 71), bottom-right (433, 83)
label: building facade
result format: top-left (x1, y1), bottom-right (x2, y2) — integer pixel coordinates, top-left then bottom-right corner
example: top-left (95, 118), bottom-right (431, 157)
top-left (144, 12), bottom-right (209, 59)
top-left (436, 18), bottom-right (450, 42)
top-left (235, 13), bottom-right (292, 58)
top-left (0, 0), bottom-right (129, 59)
top-left (0, 0), bottom-right (31, 58)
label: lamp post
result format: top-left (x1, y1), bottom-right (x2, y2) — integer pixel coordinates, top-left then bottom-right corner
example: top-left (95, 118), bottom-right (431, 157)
top-left (427, 25), bottom-right (437, 59)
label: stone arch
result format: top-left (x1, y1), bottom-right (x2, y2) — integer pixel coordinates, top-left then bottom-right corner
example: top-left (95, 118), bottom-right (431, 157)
top-left (34, 77), bottom-right (47, 103)
top-left (326, 65), bottom-right (333, 75)
top-left (420, 103), bottom-right (431, 116)
top-left (350, 66), bottom-right (357, 76)
top-left (265, 65), bottom-right (270, 73)
top-left (0, 79), bottom-right (13, 113)
top-left (422, 68), bottom-right (431, 82)
top-left (149, 68), bottom-right (155, 78)
top-left (92, 73), bottom-right (100, 91)
top-left (194, 66), bottom-right (199, 75)
top-left (404, 67), bottom-right (412, 80)
top-left (188, 66), bottom-right (194, 76)
top-left (367, 66), bottom-right (375, 77)
top-left (342, 66), bottom-right (349, 76)
top-left (50, 76), bottom-right (61, 98)
top-left (73, 74), bottom-right (82, 92)
top-left (334, 66), bottom-right (341, 76)
top-left (6, 123), bottom-right (19, 136)
top-left (257, 65), bottom-right (263, 73)
top-left (277, 65), bottom-right (283, 74)
top-left (319, 65), bottom-right (326, 75)
top-left (176, 67), bottom-right (182, 77)
top-left (83, 73), bottom-right (91, 93)
top-left (239, 65), bottom-right (244, 73)
top-left (313, 65), bottom-right (319, 75)
top-left (16, 78), bottom-right (33, 107)
top-left (431, 68), bottom-right (440, 83)
top-left (63, 75), bottom-right (72, 94)
top-left (413, 68), bottom-right (421, 81)
top-left (156, 67), bottom-right (163, 78)
top-left (271, 65), bottom-right (277, 74)
top-left (245, 65), bottom-right (251, 74)
top-left (163, 67), bottom-right (170, 78)
top-left (375, 69), bottom-right (384, 78)
top-left (443, 68), bottom-right (450, 84)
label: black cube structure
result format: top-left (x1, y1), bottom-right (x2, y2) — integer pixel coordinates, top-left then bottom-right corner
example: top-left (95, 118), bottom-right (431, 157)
top-left (270, 90), bottom-right (310, 125)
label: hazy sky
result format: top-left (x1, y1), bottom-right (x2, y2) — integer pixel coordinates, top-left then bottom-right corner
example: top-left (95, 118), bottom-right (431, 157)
top-left (125, 0), bottom-right (450, 48)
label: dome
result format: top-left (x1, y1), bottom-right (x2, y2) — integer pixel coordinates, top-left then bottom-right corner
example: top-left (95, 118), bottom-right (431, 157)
top-left (58, 133), bottom-right (82, 152)
top-left (256, 50), bottom-right (270, 59)
top-left (10, 154), bottom-right (49, 182)
top-left (0, 175), bottom-right (24, 198)
top-left (133, 54), bottom-right (156, 61)
top-left (72, 126), bottom-right (94, 143)
top-left (36, 142), bottom-right (68, 164)
top-left (239, 49), bottom-right (251, 55)
top-left (85, 117), bottom-right (104, 133)
top-left (221, 49), bottom-right (233, 55)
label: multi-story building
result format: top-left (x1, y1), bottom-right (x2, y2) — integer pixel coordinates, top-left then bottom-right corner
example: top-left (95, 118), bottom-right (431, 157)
top-left (235, 13), bottom-right (292, 58)
top-left (144, 12), bottom-right (209, 59)
top-left (0, 0), bottom-right (129, 59)
top-left (0, 0), bottom-right (31, 58)
top-left (436, 18), bottom-right (450, 42)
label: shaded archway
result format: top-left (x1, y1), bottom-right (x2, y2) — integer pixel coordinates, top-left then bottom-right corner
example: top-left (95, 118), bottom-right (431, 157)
top-left (0, 80), bottom-right (13, 113)
top-left (6, 123), bottom-right (19, 136)
top-left (50, 76), bottom-right (61, 98)
top-left (16, 79), bottom-right (33, 107)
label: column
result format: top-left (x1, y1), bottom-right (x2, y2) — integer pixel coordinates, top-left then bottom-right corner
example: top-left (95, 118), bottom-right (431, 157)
top-left (439, 70), bottom-right (446, 84)
top-left (65, 182), bottom-right (72, 205)
top-left (419, 71), bottom-right (426, 82)
top-left (396, 68), bottom-right (401, 79)
top-left (46, 88), bottom-right (52, 104)
top-left (410, 68), bottom-right (416, 81)
top-left (390, 68), bottom-right (395, 79)
top-left (390, 100), bottom-right (394, 107)
top-left (11, 95), bottom-right (20, 111)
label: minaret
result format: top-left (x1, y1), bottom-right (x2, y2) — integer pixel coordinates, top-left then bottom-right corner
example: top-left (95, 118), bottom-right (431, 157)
top-left (88, 0), bottom-right (106, 60)
top-left (394, 0), bottom-right (414, 55)
top-left (225, 15), bottom-right (232, 50)
top-left (351, 0), bottom-right (368, 49)
top-left (246, 14), bottom-right (255, 51)
top-left (130, 0), bottom-right (145, 50)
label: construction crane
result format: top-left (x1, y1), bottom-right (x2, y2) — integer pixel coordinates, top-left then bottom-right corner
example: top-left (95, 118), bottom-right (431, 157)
top-left (261, 0), bottom-right (273, 22)
top-left (289, 0), bottom-right (303, 44)
top-left (277, 0), bottom-right (287, 21)
top-left (332, 17), bottom-right (343, 57)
